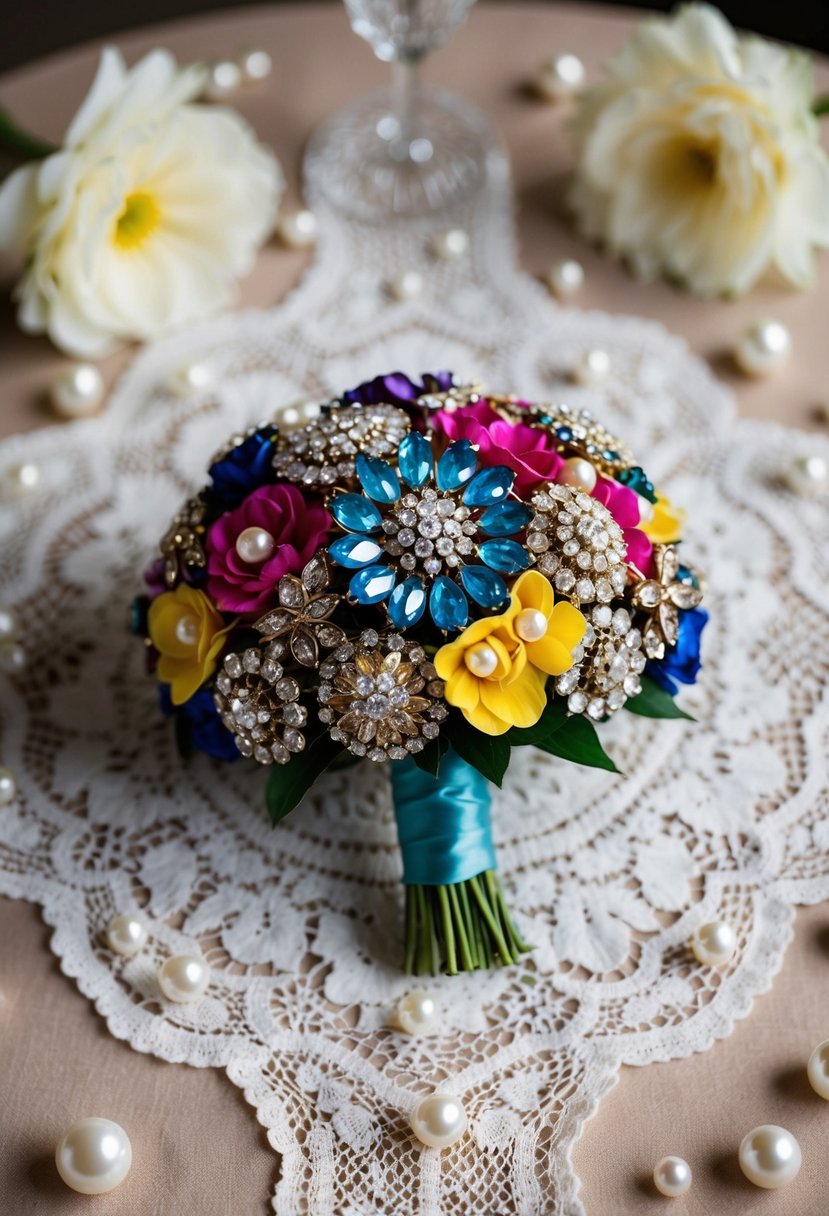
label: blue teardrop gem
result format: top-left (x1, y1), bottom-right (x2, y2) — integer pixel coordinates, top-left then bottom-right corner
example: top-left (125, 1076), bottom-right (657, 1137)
top-left (397, 432), bottom-right (434, 488)
top-left (478, 539), bottom-right (530, 574)
top-left (355, 455), bottom-right (401, 503)
top-left (459, 565), bottom-right (508, 610)
top-left (328, 535), bottom-right (384, 568)
top-left (478, 501), bottom-right (532, 537)
top-left (349, 565), bottom-right (396, 604)
top-left (436, 440), bottom-right (478, 491)
top-left (462, 465), bottom-right (515, 507)
top-left (331, 493), bottom-right (382, 533)
top-left (388, 577), bottom-right (427, 628)
top-left (429, 576), bottom-right (468, 631)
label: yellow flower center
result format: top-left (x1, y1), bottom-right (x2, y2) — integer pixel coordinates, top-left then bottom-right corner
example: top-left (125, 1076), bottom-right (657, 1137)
top-left (464, 643), bottom-right (499, 679)
top-left (114, 191), bottom-right (161, 251)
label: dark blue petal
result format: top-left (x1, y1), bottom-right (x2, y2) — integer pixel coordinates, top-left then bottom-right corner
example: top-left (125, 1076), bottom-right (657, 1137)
top-left (478, 539), bottom-right (530, 574)
top-left (646, 607), bottom-right (708, 693)
top-left (161, 686), bottom-right (240, 762)
top-left (462, 465), bottom-right (515, 507)
top-left (388, 577), bottom-right (427, 627)
top-left (356, 454), bottom-right (401, 503)
top-left (429, 576), bottom-right (468, 631)
top-left (328, 535), bottom-right (385, 568)
top-left (350, 565), bottom-right (396, 604)
top-left (397, 432), bottom-right (434, 488)
top-left (207, 426), bottom-right (278, 509)
top-left (478, 501), bottom-right (532, 537)
top-left (436, 440), bottom-right (478, 491)
top-left (460, 565), bottom-right (509, 609)
top-left (331, 493), bottom-right (383, 533)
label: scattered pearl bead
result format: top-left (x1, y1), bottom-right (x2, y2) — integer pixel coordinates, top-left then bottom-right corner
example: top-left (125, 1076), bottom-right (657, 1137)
top-left (515, 608), bottom-right (549, 643)
top-left (397, 989), bottom-right (440, 1035)
top-left (784, 454), bottom-right (828, 496)
top-left (5, 461), bottom-right (41, 497)
top-left (557, 456), bottom-right (597, 492)
top-left (158, 954), bottom-right (210, 1003)
top-left (432, 228), bottom-right (469, 261)
top-left (536, 53), bottom-right (586, 100)
top-left (734, 319), bottom-right (791, 378)
top-left (55, 1117), bottom-right (132, 1195)
top-left (653, 1155), bottom-right (692, 1197)
top-left (807, 1039), bottom-right (829, 1099)
top-left (691, 919), bottom-right (736, 966)
top-left (277, 208), bottom-right (318, 249)
top-left (278, 400), bottom-right (320, 430)
top-left (572, 348), bottom-right (610, 386)
top-left (174, 613), bottom-right (201, 646)
top-left (465, 644), bottom-right (498, 678)
top-left (389, 270), bottom-right (424, 302)
top-left (49, 364), bottom-right (104, 419)
top-left (411, 1093), bottom-right (468, 1148)
top-left (0, 641), bottom-right (26, 674)
top-left (739, 1125), bottom-right (801, 1189)
top-left (0, 765), bottom-right (17, 806)
top-left (238, 47), bottom-right (272, 83)
top-left (235, 526), bottom-right (276, 565)
top-left (546, 258), bottom-right (584, 298)
top-left (204, 59), bottom-right (242, 101)
top-left (167, 361), bottom-right (214, 398)
top-left (0, 607), bottom-right (16, 640)
top-left (106, 913), bottom-right (148, 957)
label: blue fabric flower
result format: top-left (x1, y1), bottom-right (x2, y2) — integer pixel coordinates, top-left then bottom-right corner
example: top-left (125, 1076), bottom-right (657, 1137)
top-left (646, 607), bottom-right (708, 696)
top-left (341, 371), bottom-right (454, 409)
top-left (160, 685), bottom-right (240, 762)
top-left (207, 425), bottom-right (278, 510)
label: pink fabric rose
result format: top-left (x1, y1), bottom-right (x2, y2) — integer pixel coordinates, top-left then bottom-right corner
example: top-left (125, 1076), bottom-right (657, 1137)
top-left (432, 400), bottom-right (564, 496)
top-left (206, 483), bottom-right (331, 615)
top-left (592, 475), bottom-right (653, 575)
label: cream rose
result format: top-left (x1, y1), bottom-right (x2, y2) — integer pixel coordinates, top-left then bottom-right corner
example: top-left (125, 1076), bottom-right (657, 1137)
top-left (0, 48), bottom-right (282, 356)
top-left (568, 4), bottom-right (829, 296)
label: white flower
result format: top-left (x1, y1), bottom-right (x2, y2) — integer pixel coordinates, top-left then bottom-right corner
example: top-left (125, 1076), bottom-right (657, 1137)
top-left (569, 4), bottom-right (829, 296)
top-left (0, 47), bottom-right (282, 355)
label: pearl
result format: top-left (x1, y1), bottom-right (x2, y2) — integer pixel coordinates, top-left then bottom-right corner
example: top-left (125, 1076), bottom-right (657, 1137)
top-left (278, 399), bottom-right (320, 430)
top-left (158, 954), bottom-right (210, 1003)
top-left (5, 461), bottom-right (41, 497)
top-left (515, 608), bottom-right (549, 643)
top-left (238, 47), bottom-right (272, 83)
top-left (106, 913), bottom-right (148, 957)
top-left (397, 990), bottom-right (440, 1035)
top-left (55, 1117), bottom-right (132, 1195)
top-left (739, 1125), bottom-right (801, 1189)
top-left (204, 59), bottom-right (242, 101)
top-left (0, 607), bottom-right (16, 640)
top-left (389, 270), bottom-right (424, 302)
top-left (432, 228), bottom-right (469, 261)
top-left (174, 613), bottom-right (201, 647)
top-left (536, 53), bottom-right (586, 100)
top-left (807, 1039), bottom-right (829, 1099)
top-left (653, 1156), bottom-right (692, 1197)
top-left (235, 526), bottom-right (276, 565)
top-left (168, 361), bottom-right (214, 398)
top-left (465, 644), bottom-right (498, 678)
top-left (691, 920), bottom-right (736, 966)
top-left (557, 456), bottom-right (598, 492)
top-left (572, 348), bottom-right (611, 385)
top-left (734, 319), bottom-right (791, 377)
top-left (411, 1093), bottom-right (468, 1149)
top-left (0, 641), bottom-right (26, 674)
top-left (277, 208), bottom-right (318, 249)
top-left (784, 454), bottom-right (828, 496)
top-left (546, 258), bottom-right (584, 298)
top-left (49, 364), bottom-right (104, 419)
top-left (0, 765), bottom-right (17, 806)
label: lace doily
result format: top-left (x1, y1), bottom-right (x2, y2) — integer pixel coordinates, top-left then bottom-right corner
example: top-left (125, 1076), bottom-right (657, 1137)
top-left (1, 147), bottom-right (828, 1216)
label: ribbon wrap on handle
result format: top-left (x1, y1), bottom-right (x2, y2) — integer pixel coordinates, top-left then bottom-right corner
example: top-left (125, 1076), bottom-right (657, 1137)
top-left (390, 749), bottom-right (495, 886)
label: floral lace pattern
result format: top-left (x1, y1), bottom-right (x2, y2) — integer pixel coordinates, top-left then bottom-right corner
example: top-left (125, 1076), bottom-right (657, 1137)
top-left (1, 151), bottom-right (828, 1215)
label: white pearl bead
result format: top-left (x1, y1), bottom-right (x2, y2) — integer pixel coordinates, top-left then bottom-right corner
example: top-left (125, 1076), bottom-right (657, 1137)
top-left (411, 1093), bottom-right (468, 1148)
top-left (739, 1125), bottom-right (801, 1189)
top-left (546, 258), bottom-right (584, 298)
top-left (536, 53), bottom-right (586, 100)
top-left (277, 208), bottom-right (318, 249)
top-left (55, 1117), bottom-right (132, 1195)
top-left (168, 361), bottom-right (214, 398)
top-left (106, 913), bottom-right (148, 957)
top-left (785, 454), bottom-right (828, 496)
top-left (174, 613), bottom-right (201, 646)
top-left (465, 644), bottom-right (498, 678)
top-left (572, 348), bottom-right (610, 385)
top-left (691, 919), bottom-right (736, 965)
top-left (389, 270), bottom-right (424, 302)
top-left (0, 607), bottom-right (16, 640)
top-left (734, 319), bottom-right (791, 377)
top-left (238, 47), bottom-right (272, 83)
top-left (158, 954), bottom-right (210, 1003)
top-left (432, 228), bottom-right (469, 261)
top-left (557, 456), bottom-right (598, 492)
top-left (0, 640), bottom-right (26, 673)
top-left (397, 989), bottom-right (440, 1035)
top-left (653, 1155), bottom-right (692, 1197)
top-left (807, 1039), bottom-right (829, 1099)
top-left (204, 59), bottom-right (242, 101)
top-left (0, 765), bottom-right (17, 806)
top-left (515, 608), bottom-right (549, 643)
top-left (49, 364), bottom-right (104, 419)
top-left (5, 461), bottom-right (41, 497)
top-left (235, 526), bottom-right (276, 565)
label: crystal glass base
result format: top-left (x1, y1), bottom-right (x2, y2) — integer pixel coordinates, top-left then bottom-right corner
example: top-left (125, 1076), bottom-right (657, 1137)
top-left (304, 85), bottom-right (499, 221)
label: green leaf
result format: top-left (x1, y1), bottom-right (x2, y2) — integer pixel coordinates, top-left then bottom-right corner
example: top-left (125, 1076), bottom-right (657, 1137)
top-left (505, 696), bottom-right (569, 748)
top-left (0, 107), bottom-right (55, 160)
top-left (445, 713), bottom-right (512, 787)
top-left (814, 94), bottom-right (829, 117)
top-left (534, 715), bottom-right (621, 774)
top-left (412, 736), bottom-right (448, 778)
top-left (626, 675), bottom-right (695, 721)
top-left (265, 734), bottom-right (346, 826)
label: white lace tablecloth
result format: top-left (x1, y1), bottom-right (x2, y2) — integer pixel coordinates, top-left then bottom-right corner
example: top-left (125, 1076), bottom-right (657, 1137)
top-left (1, 147), bottom-right (828, 1216)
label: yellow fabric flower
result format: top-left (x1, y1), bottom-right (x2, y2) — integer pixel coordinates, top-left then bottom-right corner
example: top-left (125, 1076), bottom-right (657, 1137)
top-left (642, 494), bottom-right (684, 545)
top-left (506, 571), bottom-right (587, 675)
top-left (148, 585), bottom-right (231, 706)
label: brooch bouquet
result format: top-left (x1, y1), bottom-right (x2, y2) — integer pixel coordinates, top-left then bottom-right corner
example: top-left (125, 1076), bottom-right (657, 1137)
top-left (135, 372), bottom-right (707, 975)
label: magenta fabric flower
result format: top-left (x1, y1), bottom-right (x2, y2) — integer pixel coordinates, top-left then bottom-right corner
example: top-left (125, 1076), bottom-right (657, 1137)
top-left (206, 483), bottom-right (332, 615)
top-left (592, 475), bottom-right (654, 575)
top-left (432, 400), bottom-right (564, 496)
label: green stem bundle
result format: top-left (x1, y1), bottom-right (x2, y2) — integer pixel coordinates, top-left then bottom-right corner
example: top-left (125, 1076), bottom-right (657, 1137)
top-left (404, 870), bottom-right (531, 976)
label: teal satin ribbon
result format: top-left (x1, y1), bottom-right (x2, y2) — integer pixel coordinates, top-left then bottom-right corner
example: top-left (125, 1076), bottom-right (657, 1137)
top-left (390, 749), bottom-right (495, 886)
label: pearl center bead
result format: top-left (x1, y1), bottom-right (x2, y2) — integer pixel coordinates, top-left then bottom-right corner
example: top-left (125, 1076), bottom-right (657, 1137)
top-left (411, 1093), bottom-right (468, 1149)
top-left (55, 1118), bottom-right (132, 1194)
top-left (465, 643), bottom-right (498, 678)
top-left (235, 526), bottom-right (276, 565)
top-left (515, 608), bottom-right (548, 643)
top-left (175, 614), bottom-right (201, 647)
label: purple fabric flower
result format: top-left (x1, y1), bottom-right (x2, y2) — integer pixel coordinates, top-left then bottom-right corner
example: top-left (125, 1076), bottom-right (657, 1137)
top-left (431, 399), bottom-right (564, 496)
top-left (341, 370), bottom-right (454, 409)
